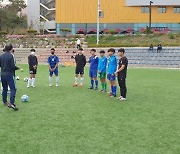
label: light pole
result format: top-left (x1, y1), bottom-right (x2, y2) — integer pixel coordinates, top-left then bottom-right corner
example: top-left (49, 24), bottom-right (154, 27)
top-left (149, 1), bottom-right (153, 30)
top-left (97, 0), bottom-right (100, 45)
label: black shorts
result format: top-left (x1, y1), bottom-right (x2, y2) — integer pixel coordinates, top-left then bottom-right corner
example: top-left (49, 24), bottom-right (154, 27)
top-left (29, 67), bottom-right (37, 74)
top-left (75, 67), bottom-right (84, 75)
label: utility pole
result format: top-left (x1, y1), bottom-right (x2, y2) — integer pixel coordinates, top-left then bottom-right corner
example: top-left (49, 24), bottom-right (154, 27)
top-left (149, 1), bottom-right (153, 30)
top-left (97, 0), bottom-right (100, 45)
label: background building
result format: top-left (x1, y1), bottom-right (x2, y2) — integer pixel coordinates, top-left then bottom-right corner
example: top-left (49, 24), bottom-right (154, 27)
top-left (27, 0), bottom-right (56, 33)
top-left (56, 0), bottom-right (180, 34)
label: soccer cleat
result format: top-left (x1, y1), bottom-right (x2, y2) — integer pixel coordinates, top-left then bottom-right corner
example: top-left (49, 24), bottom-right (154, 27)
top-left (27, 85), bottom-right (30, 88)
top-left (8, 103), bottom-right (19, 111)
top-left (32, 85), bottom-right (35, 88)
top-left (79, 84), bottom-right (83, 88)
top-left (4, 102), bottom-right (10, 107)
top-left (120, 98), bottom-right (126, 101)
top-left (49, 84), bottom-right (52, 87)
top-left (73, 84), bottom-right (78, 87)
top-left (56, 84), bottom-right (59, 87)
top-left (108, 92), bottom-right (113, 96)
top-left (117, 96), bottom-right (123, 100)
top-left (88, 87), bottom-right (94, 90)
top-left (94, 87), bottom-right (98, 90)
top-left (111, 94), bottom-right (116, 98)
top-left (108, 93), bottom-right (116, 97)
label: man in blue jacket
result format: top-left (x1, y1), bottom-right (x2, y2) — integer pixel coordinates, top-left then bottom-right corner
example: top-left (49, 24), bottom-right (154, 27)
top-left (0, 44), bottom-right (19, 111)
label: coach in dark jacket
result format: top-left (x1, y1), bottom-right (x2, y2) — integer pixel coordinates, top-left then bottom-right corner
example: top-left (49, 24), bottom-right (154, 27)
top-left (0, 44), bottom-right (19, 111)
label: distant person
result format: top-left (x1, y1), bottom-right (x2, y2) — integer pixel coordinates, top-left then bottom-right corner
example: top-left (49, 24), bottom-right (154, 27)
top-left (0, 44), bottom-right (20, 111)
top-left (115, 48), bottom-right (128, 101)
top-left (76, 38), bottom-right (81, 49)
top-left (157, 43), bottom-right (162, 53)
top-left (48, 48), bottom-right (60, 87)
top-left (88, 49), bottom-right (99, 90)
top-left (73, 48), bottom-right (86, 87)
top-left (107, 48), bottom-right (117, 97)
top-left (98, 50), bottom-right (107, 92)
top-left (27, 49), bottom-right (38, 88)
top-left (149, 44), bottom-right (154, 52)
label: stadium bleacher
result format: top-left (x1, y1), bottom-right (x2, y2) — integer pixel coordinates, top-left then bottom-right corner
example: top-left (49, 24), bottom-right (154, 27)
top-left (1, 47), bottom-right (180, 68)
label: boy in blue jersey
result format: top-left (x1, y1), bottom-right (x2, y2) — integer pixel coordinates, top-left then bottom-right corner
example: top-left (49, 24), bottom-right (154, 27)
top-left (107, 48), bottom-right (117, 97)
top-left (89, 49), bottom-right (99, 90)
top-left (98, 50), bottom-right (107, 92)
top-left (47, 48), bottom-right (60, 87)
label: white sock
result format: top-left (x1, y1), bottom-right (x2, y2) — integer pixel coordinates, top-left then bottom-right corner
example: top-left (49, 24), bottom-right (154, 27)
top-left (75, 77), bottom-right (78, 85)
top-left (49, 76), bottom-right (52, 85)
top-left (56, 76), bottom-right (59, 84)
top-left (80, 77), bottom-right (84, 85)
top-left (32, 78), bottom-right (35, 86)
top-left (27, 78), bottom-right (32, 87)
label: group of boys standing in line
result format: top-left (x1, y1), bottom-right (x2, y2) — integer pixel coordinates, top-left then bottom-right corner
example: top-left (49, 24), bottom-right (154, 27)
top-left (73, 48), bottom-right (128, 101)
top-left (26, 47), bottom-right (129, 101)
top-left (0, 45), bottom-right (128, 112)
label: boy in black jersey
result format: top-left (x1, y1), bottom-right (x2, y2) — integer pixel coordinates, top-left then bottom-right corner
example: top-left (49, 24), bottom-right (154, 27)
top-left (115, 48), bottom-right (128, 101)
top-left (73, 48), bottom-right (86, 87)
top-left (27, 49), bottom-right (38, 88)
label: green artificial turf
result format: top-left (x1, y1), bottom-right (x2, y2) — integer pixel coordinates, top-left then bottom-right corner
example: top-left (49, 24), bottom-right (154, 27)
top-left (0, 65), bottom-right (179, 154)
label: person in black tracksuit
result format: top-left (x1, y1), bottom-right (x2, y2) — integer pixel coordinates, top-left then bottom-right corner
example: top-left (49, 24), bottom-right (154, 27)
top-left (115, 48), bottom-right (128, 101)
top-left (0, 44), bottom-right (19, 111)
top-left (27, 49), bottom-right (38, 88)
top-left (73, 48), bottom-right (86, 87)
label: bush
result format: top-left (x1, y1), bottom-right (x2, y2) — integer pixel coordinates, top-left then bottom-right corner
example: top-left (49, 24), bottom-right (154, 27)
top-left (169, 33), bottom-right (175, 39)
top-left (145, 26), bottom-right (153, 34)
top-left (27, 29), bottom-right (37, 35)
top-left (105, 29), bottom-right (118, 35)
top-left (0, 31), bottom-right (7, 36)
top-left (60, 28), bottom-right (71, 36)
top-left (60, 28), bottom-right (71, 33)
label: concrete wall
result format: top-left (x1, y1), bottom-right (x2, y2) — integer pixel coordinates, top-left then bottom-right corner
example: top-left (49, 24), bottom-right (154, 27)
top-left (27, 0), bottom-right (40, 32)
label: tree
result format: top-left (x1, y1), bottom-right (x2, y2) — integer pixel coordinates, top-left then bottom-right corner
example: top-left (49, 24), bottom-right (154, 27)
top-left (0, 0), bottom-right (27, 33)
top-left (9, 0), bottom-right (26, 13)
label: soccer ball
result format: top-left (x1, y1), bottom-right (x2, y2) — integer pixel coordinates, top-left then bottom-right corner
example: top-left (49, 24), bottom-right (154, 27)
top-left (16, 76), bottom-right (20, 80)
top-left (24, 77), bottom-right (28, 82)
top-left (21, 95), bottom-right (29, 102)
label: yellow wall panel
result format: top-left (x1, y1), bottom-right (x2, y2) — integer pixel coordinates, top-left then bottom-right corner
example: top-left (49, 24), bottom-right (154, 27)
top-left (56, 0), bottom-right (180, 23)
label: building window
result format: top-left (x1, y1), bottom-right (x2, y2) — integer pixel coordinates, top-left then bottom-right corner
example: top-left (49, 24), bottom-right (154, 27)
top-left (174, 7), bottom-right (180, 13)
top-left (158, 6), bottom-right (166, 13)
top-left (141, 6), bottom-right (150, 13)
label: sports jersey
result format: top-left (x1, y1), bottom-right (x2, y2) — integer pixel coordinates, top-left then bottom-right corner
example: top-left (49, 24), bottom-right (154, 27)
top-left (75, 54), bottom-right (86, 68)
top-left (28, 55), bottom-right (38, 69)
top-left (118, 56), bottom-right (128, 78)
top-left (89, 55), bottom-right (99, 70)
top-left (107, 55), bottom-right (117, 74)
top-left (98, 56), bottom-right (107, 73)
top-left (47, 55), bottom-right (60, 68)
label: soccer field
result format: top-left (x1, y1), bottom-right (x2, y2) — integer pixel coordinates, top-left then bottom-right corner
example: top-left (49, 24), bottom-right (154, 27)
top-left (0, 65), bottom-right (179, 154)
